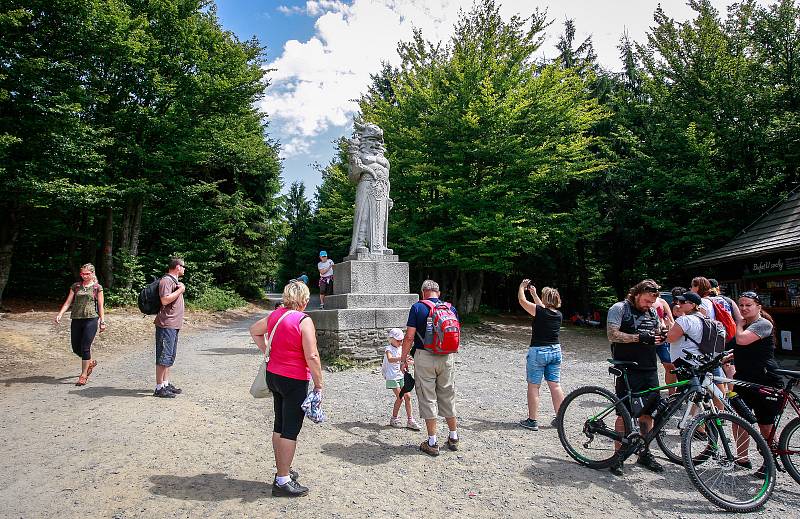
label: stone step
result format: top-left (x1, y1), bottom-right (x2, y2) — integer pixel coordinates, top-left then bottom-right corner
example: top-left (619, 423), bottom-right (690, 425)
top-left (333, 260), bottom-right (410, 294)
top-left (323, 293), bottom-right (418, 310)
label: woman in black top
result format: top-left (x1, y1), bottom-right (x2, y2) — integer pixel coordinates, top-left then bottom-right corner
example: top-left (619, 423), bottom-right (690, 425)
top-left (733, 292), bottom-right (781, 439)
top-left (518, 279), bottom-right (564, 431)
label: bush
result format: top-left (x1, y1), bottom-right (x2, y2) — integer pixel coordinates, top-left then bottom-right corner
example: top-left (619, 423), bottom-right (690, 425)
top-left (103, 287), bottom-right (138, 308)
top-left (187, 286), bottom-right (247, 312)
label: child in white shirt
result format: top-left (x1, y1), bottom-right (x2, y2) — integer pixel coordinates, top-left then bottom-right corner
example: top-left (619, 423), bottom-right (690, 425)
top-left (383, 328), bottom-right (421, 430)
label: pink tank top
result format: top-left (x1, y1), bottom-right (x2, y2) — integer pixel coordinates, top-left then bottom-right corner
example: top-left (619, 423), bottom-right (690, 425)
top-left (266, 307), bottom-right (310, 381)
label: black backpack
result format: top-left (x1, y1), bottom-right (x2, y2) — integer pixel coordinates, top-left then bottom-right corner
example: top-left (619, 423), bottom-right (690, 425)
top-left (138, 275), bottom-right (174, 315)
top-left (684, 314), bottom-right (726, 355)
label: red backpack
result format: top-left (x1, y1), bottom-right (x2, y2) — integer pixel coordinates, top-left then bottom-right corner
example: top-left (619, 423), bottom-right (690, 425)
top-left (418, 300), bottom-right (461, 354)
top-left (710, 298), bottom-right (736, 342)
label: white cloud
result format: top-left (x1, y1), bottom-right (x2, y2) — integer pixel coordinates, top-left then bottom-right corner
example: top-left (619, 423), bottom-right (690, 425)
top-left (263, 0), bottom-right (766, 159)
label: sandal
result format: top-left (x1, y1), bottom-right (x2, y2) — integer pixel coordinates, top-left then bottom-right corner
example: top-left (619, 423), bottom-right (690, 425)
top-left (86, 360), bottom-right (97, 377)
top-left (76, 375), bottom-right (88, 386)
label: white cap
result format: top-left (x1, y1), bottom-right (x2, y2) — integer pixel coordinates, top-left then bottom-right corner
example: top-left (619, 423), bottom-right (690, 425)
top-left (387, 328), bottom-right (404, 341)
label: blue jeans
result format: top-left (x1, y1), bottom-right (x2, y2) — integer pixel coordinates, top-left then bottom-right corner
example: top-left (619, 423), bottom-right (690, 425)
top-left (155, 326), bottom-right (179, 367)
top-left (526, 344), bottom-right (562, 384)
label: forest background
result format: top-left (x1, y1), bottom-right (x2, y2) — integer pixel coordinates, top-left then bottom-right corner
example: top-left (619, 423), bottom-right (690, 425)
top-left (1, 0), bottom-right (798, 316)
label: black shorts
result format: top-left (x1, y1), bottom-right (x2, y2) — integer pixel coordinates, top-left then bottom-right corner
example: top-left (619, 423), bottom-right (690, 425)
top-left (615, 370), bottom-right (660, 417)
top-left (266, 370), bottom-right (309, 441)
top-left (734, 384), bottom-right (780, 426)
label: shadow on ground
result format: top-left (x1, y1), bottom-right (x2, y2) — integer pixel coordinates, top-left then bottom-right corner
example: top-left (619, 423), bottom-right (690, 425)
top-left (1, 375), bottom-right (74, 387)
top-left (201, 347), bottom-right (260, 356)
top-left (68, 386), bottom-right (153, 398)
top-left (149, 473), bottom-right (271, 503)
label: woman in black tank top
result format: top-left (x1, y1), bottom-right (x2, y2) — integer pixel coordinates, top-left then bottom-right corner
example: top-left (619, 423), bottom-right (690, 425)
top-left (517, 279), bottom-right (564, 431)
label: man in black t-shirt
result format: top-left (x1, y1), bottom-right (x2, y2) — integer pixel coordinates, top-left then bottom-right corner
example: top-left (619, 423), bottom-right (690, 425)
top-left (605, 279), bottom-right (665, 475)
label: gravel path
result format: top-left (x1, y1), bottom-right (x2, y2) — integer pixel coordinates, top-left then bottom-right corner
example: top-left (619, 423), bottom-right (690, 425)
top-left (1, 313), bottom-right (799, 518)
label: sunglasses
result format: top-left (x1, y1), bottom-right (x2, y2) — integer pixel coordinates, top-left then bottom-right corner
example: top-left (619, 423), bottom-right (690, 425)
top-left (740, 291), bottom-right (761, 304)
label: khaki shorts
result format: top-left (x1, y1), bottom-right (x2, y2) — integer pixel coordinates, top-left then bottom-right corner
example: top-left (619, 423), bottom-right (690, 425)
top-left (413, 349), bottom-right (456, 419)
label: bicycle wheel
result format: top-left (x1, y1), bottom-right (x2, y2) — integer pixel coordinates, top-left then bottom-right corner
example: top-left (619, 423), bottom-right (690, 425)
top-left (778, 416), bottom-right (800, 485)
top-left (557, 385), bottom-right (632, 469)
top-left (655, 393), bottom-right (714, 465)
top-left (655, 393), bottom-right (689, 464)
top-left (682, 412), bottom-right (775, 512)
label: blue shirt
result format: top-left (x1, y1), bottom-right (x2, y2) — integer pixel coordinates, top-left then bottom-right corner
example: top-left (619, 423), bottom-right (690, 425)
top-left (406, 298), bottom-right (460, 353)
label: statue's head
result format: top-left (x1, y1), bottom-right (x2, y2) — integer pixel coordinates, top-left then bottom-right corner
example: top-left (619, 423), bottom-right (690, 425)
top-left (354, 121), bottom-right (384, 149)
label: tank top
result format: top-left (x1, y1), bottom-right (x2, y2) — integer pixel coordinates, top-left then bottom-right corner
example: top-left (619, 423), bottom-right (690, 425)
top-left (733, 317), bottom-right (781, 386)
top-left (530, 306), bottom-right (562, 346)
top-left (265, 307), bottom-right (311, 381)
top-left (70, 283), bottom-right (101, 319)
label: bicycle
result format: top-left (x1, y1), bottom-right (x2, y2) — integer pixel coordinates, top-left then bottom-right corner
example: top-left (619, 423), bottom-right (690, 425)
top-left (655, 358), bottom-right (800, 486)
top-left (556, 351), bottom-right (776, 512)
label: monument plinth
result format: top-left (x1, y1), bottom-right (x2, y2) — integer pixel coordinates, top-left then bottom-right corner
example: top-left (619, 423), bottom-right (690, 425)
top-left (307, 122), bottom-right (417, 360)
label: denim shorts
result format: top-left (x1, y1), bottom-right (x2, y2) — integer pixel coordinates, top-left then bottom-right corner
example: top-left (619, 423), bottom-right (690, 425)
top-left (155, 326), bottom-right (179, 367)
top-left (656, 343), bottom-right (671, 363)
top-left (526, 344), bottom-right (562, 384)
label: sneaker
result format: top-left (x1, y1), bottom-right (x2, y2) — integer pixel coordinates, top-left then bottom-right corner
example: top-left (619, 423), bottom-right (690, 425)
top-left (519, 418), bottom-right (539, 431)
top-left (420, 440), bottom-right (440, 457)
top-left (165, 383), bottom-right (182, 395)
top-left (272, 469), bottom-right (299, 484)
top-left (389, 417), bottom-right (403, 428)
top-left (609, 461), bottom-right (624, 476)
top-left (445, 437), bottom-right (459, 451)
top-left (734, 459), bottom-right (753, 469)
top-left (636, 450), bottom-right (664, 473)
top-left (153, 386), bottom-right (176, 398)
top-left (272, 479), bottom-right (309, 497)
top-left (406, 418), bottom-right (422, 431)
top-left (550, 417), bottom-right (558, 428)
top-left (320, 304), bottom-right (325, 309)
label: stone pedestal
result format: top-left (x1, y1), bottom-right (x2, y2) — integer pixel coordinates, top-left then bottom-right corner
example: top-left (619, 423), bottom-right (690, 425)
top-left (307, 255), bottom-right (418, 361)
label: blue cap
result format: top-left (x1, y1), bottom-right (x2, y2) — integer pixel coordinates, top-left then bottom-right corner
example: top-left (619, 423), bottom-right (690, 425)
top-left (298, 274), bottom-right (309, 285)
top-left (319, 250), bottom-right (328, 257)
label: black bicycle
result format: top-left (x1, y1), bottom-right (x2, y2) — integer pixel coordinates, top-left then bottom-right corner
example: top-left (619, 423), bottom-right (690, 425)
top-left (556, 351), bottom-right (776, 512)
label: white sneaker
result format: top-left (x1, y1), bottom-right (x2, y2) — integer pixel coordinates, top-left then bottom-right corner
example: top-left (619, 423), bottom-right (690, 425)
top-left (389, 417), bottom-right (403, 428)
top-left (406, 418), bottom-right (422, 431)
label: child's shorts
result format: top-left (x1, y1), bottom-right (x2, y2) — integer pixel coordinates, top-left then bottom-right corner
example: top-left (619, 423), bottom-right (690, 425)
top-left (386, 378), bottom-right (403, 389)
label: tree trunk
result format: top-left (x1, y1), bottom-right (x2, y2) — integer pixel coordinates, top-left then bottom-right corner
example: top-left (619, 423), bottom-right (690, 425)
top-left (120, 198), bottom-right (133, 254)
top-left (576, 238), bottom-right (588, 312)
top-left (101, 206), bottom-right (114, 288)
top-left (129, 199), bottom-right (143, 257)
top-left (0, 205), bottom-right (19, 307)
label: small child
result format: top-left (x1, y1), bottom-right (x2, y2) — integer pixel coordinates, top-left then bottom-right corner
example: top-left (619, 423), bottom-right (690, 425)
top-left (383, 328), bottom-right (421, 430)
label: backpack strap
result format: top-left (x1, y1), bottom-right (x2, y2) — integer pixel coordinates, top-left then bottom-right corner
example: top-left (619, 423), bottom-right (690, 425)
top-left (682, 313), bottom-right (707, 347)
top-left (415, 300), bottom-right (437, 345)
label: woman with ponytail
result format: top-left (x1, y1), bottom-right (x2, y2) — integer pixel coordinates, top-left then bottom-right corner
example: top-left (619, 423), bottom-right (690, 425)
top-left (55, 263), bottom-right (106, 385)
top-left (732, 292), bottom-right (781, 439)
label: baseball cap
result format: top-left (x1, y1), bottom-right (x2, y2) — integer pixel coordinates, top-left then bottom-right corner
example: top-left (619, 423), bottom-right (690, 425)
top-left (387, 328), bottom-right (404, 341)
top-left (675, 292), bottom-right (702, 305)
top-left (319, 250), bottom-right (328, 257)
top-left (708, 278), bottom-right (719, 288)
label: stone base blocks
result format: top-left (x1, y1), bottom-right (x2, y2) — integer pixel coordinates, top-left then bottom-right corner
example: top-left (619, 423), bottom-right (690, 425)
top-left (307, 255), bottom-right (418, 361)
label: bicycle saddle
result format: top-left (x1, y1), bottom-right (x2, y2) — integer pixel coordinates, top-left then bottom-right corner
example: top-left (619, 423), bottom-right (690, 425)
top-left (772, 368), bottom-right (800, 379)
top-left (608, 359), bottom-right (639, 368)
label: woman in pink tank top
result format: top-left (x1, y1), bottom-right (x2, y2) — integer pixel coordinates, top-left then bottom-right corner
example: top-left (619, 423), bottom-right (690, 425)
top-left (249, 280), bottom-right (323, 497)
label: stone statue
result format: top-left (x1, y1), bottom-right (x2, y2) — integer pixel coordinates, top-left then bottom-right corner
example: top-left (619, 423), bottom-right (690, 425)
top-left (347, 121), bottom-right (393, 256)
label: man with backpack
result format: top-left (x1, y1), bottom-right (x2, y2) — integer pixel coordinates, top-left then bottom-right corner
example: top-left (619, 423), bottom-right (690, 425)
top-left (153, 258), bottom-right (186, 398)
top-left (400, 279), bottom-right (461, 457)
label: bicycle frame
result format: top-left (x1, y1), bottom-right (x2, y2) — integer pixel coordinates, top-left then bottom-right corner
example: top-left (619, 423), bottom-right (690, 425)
top-left (713, 374), bottom-right (800, 457)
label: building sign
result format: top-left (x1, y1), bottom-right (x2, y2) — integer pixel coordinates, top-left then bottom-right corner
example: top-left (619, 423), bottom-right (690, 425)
top-left (753, 258), bottom-right (785, 274)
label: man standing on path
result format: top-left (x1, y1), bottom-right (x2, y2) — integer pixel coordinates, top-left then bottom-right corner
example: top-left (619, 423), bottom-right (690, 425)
top-left (606, 279), bottom-right (665, 475)
top-left (154, 257), bottom-right (186, 398)
top-left (317, 251), bottom-right (334, 309)
top-left (400, 280), bottom-right (459, 456)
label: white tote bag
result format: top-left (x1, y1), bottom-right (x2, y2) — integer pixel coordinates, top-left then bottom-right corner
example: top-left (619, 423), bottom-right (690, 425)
top-left (250, 310), bottom-right (295, 398)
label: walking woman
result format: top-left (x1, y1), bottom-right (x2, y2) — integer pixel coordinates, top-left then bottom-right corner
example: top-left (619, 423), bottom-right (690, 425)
top-left (517, 279), bottom-right (564, 431)
top-left (55, 263), bottom-right (106, 386)
top-left (249, 279), bottom-right (323, 497)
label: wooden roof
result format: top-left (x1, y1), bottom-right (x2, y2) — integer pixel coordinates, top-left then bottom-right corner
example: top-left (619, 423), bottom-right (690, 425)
top-left (688, 188), bottom-right (800, 267)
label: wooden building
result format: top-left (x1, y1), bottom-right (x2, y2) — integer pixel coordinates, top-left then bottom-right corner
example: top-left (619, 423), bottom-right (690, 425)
top-left (688, 188), bottom-right (800, 356)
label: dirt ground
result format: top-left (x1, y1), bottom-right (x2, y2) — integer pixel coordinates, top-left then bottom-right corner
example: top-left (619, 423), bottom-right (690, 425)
top-left (1, 306), bottom-right (799, 518)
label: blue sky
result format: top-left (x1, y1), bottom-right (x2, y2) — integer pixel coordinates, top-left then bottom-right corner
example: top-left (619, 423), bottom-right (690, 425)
top-left (214, 1), bottom-right (766, 198)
